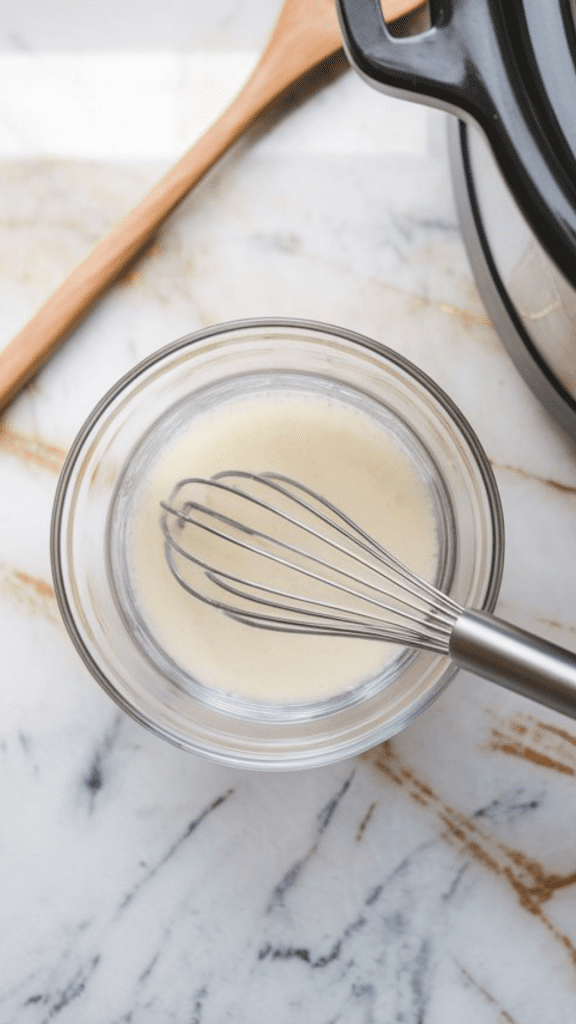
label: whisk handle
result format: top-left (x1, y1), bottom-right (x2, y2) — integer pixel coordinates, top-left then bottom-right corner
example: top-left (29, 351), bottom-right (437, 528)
top-left (450, 609), bottom-right (576, 719)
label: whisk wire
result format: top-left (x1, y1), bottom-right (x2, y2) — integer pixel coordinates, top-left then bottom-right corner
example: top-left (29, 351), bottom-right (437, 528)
top-left (205, 576), bottom-right (452, 651)
top-left (157, 471), bottom-right (576, 718)
top-left (161, 489), bottom-right (452, 633)
top-left (215, 472), bottom-right (460, 621)
top-left (160, 471), bottom-right (460, 652)
top-left (161, 505), bottom-right (446, 644)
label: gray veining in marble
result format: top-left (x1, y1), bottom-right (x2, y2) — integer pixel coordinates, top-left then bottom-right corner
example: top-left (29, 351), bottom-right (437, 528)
top-left (1, 1), bottom-right (576, 1021)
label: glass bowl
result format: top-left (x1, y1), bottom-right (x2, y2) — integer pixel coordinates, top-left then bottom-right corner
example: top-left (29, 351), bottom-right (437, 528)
top-left (51, 318), bottom-right (504, 769)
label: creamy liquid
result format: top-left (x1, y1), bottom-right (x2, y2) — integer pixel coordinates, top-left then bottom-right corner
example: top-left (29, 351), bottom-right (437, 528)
top-left (126, 391), bottom-right (439, 703)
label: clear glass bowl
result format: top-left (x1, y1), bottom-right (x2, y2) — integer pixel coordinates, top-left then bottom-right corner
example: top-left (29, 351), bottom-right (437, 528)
top-left (51, 318), bottom-right (504, 769)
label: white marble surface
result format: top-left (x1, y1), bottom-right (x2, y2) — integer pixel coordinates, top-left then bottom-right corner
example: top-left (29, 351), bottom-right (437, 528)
top-left (2, 3), bottom-right (576, 1022)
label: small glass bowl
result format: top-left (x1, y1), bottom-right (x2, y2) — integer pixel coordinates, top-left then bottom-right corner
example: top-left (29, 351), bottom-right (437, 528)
top-left (51, 318), bottom-right (504, 769)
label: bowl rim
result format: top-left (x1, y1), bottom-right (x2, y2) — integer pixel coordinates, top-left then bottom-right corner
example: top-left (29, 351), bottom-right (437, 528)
top-left (50, 316), bottom-right (505, 765)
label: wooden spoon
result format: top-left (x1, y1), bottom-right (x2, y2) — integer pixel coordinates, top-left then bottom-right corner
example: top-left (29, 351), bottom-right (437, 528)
top-left (0, 0), bottom-right (421, 413)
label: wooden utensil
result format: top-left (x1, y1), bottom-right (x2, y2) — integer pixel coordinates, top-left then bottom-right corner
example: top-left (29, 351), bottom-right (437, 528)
top-left (0, 0), bottom-right (421, 413)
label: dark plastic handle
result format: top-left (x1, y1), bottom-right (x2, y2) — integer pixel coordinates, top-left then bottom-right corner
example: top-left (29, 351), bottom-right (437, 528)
top-left (336, 0), bottom-right (471, 109)
top-left (336, 0), bottom-right (576, 289)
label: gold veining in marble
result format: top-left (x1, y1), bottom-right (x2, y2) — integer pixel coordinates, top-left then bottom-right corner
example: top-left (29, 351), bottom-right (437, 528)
top-left (456, 962), bottom-right (520, 1024)
top-left (492, 460), bottom-right (576, 497)
top-left (0, 422), bottom-right (66, 474)
top-left (485, 711), bottom-right (576, 778)
top-left (437, 302), bottom-right (492, 330)
top-left (1, 565), bottom-right (58, 622)
top-left (366, 741), bottom-right (576, 967)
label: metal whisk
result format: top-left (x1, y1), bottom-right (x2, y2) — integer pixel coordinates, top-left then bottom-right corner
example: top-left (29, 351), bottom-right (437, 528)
top-left (160, 471), bottom-right (576, 719)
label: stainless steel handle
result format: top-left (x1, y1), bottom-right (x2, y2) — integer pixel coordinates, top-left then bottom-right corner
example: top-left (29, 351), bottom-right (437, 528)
top-left (449, 609), bottom-right (576, 719)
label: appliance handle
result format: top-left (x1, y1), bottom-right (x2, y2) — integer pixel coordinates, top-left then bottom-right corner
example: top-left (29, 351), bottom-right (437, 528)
top-left (336, 0), bottom-right (576, 289)
top-left (336, 0), bottom-right (470, 111)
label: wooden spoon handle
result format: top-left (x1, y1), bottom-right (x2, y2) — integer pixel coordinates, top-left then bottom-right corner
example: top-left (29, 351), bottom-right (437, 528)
top-left (0, 69), bottom-right (297, 412)
top-left (0, 0), bottom-right (421, 413)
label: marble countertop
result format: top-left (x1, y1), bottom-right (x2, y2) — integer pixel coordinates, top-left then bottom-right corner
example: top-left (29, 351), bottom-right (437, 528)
top-left (2, 3), bottom-right (576, 1021)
